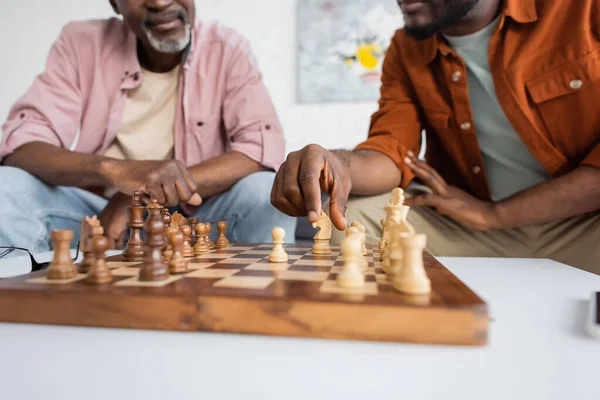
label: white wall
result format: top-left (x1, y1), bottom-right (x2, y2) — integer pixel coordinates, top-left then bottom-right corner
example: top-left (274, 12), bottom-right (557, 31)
top-left (0, 0), bottom-right (386, 154)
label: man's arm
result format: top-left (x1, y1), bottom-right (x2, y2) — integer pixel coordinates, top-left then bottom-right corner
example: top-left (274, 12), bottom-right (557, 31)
top-left (3, 142), bottom-right (200, 207)
top-left (271, 146), bottom-right (401, 230)
top-left (493, 166), bottom-right (600, 229)
top-left (187, 151), bottom-right (267, 199)
top-left (405, 153), bottom-right (600, 230)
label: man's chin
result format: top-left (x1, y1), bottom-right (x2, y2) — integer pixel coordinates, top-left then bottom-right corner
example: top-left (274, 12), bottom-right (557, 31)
top-left (405, 24), bottom-right (440, 40)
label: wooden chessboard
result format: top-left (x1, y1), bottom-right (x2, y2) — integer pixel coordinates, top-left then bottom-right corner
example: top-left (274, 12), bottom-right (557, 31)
top-left (0, 243), bottom-right (488, 346)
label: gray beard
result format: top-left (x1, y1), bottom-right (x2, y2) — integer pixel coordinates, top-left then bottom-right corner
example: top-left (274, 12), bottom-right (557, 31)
top-left (143, 23), bottom-right (191, 53)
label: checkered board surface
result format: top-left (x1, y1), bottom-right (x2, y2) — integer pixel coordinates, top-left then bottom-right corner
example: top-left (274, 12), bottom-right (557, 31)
top-left (0, 243), bottom-right (489, 345)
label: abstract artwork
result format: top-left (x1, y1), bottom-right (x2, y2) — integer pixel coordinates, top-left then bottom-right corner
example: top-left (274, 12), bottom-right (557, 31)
top-left (297, 0), bottom-right (404, 103)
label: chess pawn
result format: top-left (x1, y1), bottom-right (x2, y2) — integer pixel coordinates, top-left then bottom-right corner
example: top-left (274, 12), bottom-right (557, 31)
top-left (86, 235), bottom-right (112, 284)
top-left (207, 223), bottom-right (215, 249)
top-left (346, 227), bottom-right (367, 271)
top-left (269, 227), bottom-right (288, 263)
top-left (393, 234), bottom-right (431, 295)
top-left (139, 205), bottom-right (169, 282)
top-left (378, 218), bottom-right (387, 255)
top-left (47, 230), bottom-right (78, 280)
top-left (168, 230), bottom-right (188, 274)
top-left (194, 223), bottom-right (211, 256)
top-left (123, 192), bottom-right (146, 262)
top-left (180, 224), bottom-right (194, 258)
top-left (337, 235), bottom-right (365, 289)
top-left (162, 226), bottom-right (178, 260)
top-left (215, 221), bottom-right (230, 249)
top-left (351, 221), bottom-right (368, 256)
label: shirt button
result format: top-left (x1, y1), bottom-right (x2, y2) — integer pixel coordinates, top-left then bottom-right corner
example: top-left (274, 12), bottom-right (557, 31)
top-left (197, 121), bottom-right (204, 127)
top-left (452, 71), bottom-right (462, 82)
top-left (570, 79), bottom-right (583, 90)
top-left (461, 122), bottom-right (472, 131)
top-left (472, 166), bottom-right (482, 174)
top-left (265, 124), bottom-right (271, 130)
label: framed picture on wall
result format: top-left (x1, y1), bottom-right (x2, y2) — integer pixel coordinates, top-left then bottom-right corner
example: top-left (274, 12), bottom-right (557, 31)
top-left (296, 0), bottom-right (403, 104)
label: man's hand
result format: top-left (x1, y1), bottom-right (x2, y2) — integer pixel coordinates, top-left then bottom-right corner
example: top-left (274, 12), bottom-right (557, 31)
top-left (101, 159), bottom-right (202, 207)
top-left (98, 193), bottom-right (134, 249)
top-left (271, 144), bottom-right (352, 230)
top-left (404, 152), bottom-right (499, 231)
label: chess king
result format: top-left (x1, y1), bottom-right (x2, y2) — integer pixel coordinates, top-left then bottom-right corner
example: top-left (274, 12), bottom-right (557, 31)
top-left (0, 0), bottom-right (296, 252)
top-left (270, 0), bottom-right (600, 276)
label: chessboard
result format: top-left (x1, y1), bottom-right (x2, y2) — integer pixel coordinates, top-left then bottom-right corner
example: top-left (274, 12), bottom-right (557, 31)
top-left (0, 243), bottom-right (488, 346)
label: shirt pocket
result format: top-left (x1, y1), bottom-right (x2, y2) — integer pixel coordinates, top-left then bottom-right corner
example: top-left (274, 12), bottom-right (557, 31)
top-left (525, 48), bottom-right (600, 157)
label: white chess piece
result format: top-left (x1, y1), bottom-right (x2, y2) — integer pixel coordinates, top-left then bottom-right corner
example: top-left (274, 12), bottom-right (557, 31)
top-left (312, 213), bottom-right (332, 255)
top-left (337, 234), bottom-right (365, 289)
top-left (269, 227), bottom-right (288, 263)
top-left (351, 221), bottom-right (368, 256)
top-left (393, 234), bottom-right (431, 295)
top-left (346, 226), bottom-right (367, 271)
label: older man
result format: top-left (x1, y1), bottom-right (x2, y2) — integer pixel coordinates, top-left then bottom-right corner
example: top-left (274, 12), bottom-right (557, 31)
top-left (271, 0), bottom-right (600, 274)
top-left (0, 0), bottom-right (295, 251)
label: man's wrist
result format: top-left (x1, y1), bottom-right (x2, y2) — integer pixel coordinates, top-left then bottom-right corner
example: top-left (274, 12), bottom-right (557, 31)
top-left (97, 158), bottom-right (122, 187)
top-left (489, 202), bottom-right (506, 230)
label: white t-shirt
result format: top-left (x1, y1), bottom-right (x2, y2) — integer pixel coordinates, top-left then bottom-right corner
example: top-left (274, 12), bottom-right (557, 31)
top-left (444, 19), bottom-right (552, 201)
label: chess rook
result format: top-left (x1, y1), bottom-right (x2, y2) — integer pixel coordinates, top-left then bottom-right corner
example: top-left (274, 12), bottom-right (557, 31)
top-left (123, 192), bottom-right (146, 262)
top-left (86, 235), bottom-right (112, 284)
top-left (269, 227), bottom-right (288, 263)
top-left (47, 230), bottom-right (78, 280)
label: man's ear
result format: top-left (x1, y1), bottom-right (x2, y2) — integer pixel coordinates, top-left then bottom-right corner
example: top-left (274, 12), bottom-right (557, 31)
top-left (109, 0), bottom-right (120, 14)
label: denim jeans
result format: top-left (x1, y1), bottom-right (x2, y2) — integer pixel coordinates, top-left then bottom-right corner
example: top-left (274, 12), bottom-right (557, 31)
top-left (0, 166), bottom-right (297, 252)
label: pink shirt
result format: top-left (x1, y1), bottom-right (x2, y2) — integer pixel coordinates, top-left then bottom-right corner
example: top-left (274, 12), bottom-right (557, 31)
top-left (0, 18), bottom-right (285, 171)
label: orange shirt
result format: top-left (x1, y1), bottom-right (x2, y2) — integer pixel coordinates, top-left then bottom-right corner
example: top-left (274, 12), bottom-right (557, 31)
top-left (356, 0), bottom-right (600, 201)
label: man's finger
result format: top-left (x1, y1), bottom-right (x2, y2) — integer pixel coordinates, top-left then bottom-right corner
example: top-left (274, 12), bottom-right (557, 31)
top-left (298, 151), bottom-right (325, 223)
top-left (329, 175), bottom-right (351, 231)
top-left (281, 152), bottom-right (309, 216)
top-left (405, 193), bottom-right (443, 208)
top-left (271, 164), bottom-right (305, 217)
top-left (405, 156), bottom-right (448, 195)
top-left (162, 183), bottom-right (179, 207)
top-left (174, 180), bottom-right (193, 204)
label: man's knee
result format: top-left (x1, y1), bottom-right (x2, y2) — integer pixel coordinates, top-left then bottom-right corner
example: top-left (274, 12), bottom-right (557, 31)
top-left (0, 166), bottom-right (43, 196)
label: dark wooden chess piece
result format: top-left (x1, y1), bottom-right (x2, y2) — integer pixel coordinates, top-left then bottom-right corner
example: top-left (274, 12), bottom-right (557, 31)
top-left (188, 218), bottom-right (200, 246)
top-left (139, 201), bottom-right (169, 282)
top-left (161, 208), bottom-right (172, 254)
top-left (168, 230), bottom-right (188, 274)
top-left (79, 216), bottom-right (104, 274)
top-left (123, 192), bottom-right (145, 262)
top-left (215, 221), bottom-right (230, 249)
top-left (194, 223), bottom-right (211, 256)
top-left (162, 226), bottom-right (178, 260)
top-left (47, 230), bottom-right (78, 280)
top-left (86, 235), bottom-right (112, 284)
top-left (207, 223), bottom-right (215, 249)
top-left (180, 224), bottom-right (194, 258)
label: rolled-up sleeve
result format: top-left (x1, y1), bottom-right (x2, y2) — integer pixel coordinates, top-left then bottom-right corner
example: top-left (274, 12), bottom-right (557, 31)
top-left (222, 37), bottom-right (285, 171)
top-left (0, 24), bottom-right (81, 161)
top-left (355, 35), bottom-right (423, 189)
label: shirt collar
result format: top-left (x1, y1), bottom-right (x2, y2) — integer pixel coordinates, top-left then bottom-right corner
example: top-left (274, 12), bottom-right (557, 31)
top-left (418, 0), bottom-right (538, 65)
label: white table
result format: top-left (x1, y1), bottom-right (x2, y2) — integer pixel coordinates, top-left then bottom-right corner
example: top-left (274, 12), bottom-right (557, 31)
top-left (1, 256), bottom-right (599, 400)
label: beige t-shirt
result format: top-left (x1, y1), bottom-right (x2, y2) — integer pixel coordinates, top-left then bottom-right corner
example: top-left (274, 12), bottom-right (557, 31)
top-left (103, 66), bottom-right (179, 162)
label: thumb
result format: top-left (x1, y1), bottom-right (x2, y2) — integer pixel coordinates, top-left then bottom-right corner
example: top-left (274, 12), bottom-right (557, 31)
top-left (187, 193), bottom-right (203, 207)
